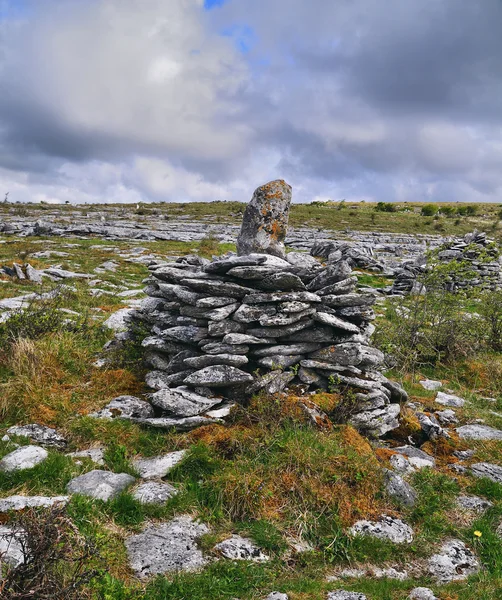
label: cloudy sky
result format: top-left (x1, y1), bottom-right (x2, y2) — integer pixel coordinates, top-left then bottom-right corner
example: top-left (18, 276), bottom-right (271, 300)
top-left (0, 0), bottom-right (501, 204)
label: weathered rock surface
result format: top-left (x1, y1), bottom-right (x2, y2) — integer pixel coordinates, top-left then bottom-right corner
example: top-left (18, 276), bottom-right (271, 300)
top-left (0, 446), bottom-right (48, 472)
top-left (67, 470), bottom-right (135, 501)
top-left (236, 180), bottom-right (292, 259)
top-left (0, 525), bottom-right (26, 567)
top-left (132, 482), bottom-right (178, 504)
top-left (408, 589), bottom-right (438, 600)
top-left (132, 450), bottom-right (186, 479)
top-left (435, 391), bottom-right (465, 407)
top-left (214, 535), bottom-right (269, 561)
top-left (383, 469), bottom-right (417, 507)
top-left (471, 462), bottom-right (502, 484)
top-left (327, 592), bottom-right (367, 600)
top-left (90, 395), bottom-right (154, 420)
top-left (6, 424), bottom-right (66, 448)
top-left (125, 516), bottom-right (209, 578)
top-left (456, 424), bottom-right (502, 440)
top-left (456, 495), bottom-right (493, 512)
top-left (0, 495), bottom-right (69, 512)
top-left (419, 379), bottom-right (442, 391)
top-left (150, 387), bottom-right (221, 417)
top-left (349, 516), bottom-right (414, 544)
top-left (428, 539), bottom-right (480, 583)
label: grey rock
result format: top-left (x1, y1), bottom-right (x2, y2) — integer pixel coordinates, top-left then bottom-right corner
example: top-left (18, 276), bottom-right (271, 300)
top-left (133, 451), bottom-right (186, 479)
top-left (408, 589), bottom-right (438, 600)
top-left (236, 179), bottom-right (292, 259)
top-left (247, 318), bottom-right (315, 339)
top-left (349, 404), bottom-right (400, 437)
top-left (6, 424), bottom-right (66, 448)
top-left (0, 495), bottom-right (69, 512)
top-left (307, 261), bottom-right (352, 291)
top-left (419, 379), bottom-right (442, 391)
top-left (321, 294), bottom-right (375, 308)
top-left (162, 350), bottom-right (200, 375)
top-left (313, 312), bottom-right (360, 333)
top-left (126, 516), bottom-right (209, 578)
top-left (0, 525), bottom-right (26, 567)
top-left (286, 251), bottom-right (323, 270)
top-left (133, 482), bottom-right (178, 504)
top-left (223, 333), bottom-right (272, 345)
top-left (146, 369), bottom-right (194, 389)
top-left (243, 291), bottom-right (321, 304)
top-left (428, 539), bottom-right (479, 583)
top-left (259, 309), bottom-right (314, 327)
top-left (196, 296), bottom-right (237, 308)
top-left (180, 278), bottom-right (253, 299)
top-left (309, 343), bottom-right (384, 369)
top-left (453, 449), bottom-right (475, 460)
top-left (253, 343), bottom-right (323, 357)
top-left (383, 469), bottom-right (417, 507)
top-left (418, 413), bottom-right (449, 440)
top-left (184, 354), bottom-right (248, 369)
top-left (136, 415), bottom-right (221, 431)
top-left (208, 319), bottom-right (246, 336)
top-left (0, 446), bottom-right (48, 472)
top-left (201, 342), bottom-right (250, 355)
top-left (205, 254), bottom-right (268, 274)
top-left (315, 276), bottom-right (358, 296)
top-left (393, 446), bottom-right (436, 469)
top-left (68, 448), bottom-right (105, 465)
top-left (90, 395), bottom-right (154, 420)
top-left (456, 495), bottom-right (493, 512)
top-left (457, 424), bottom-right (502, 440)
top-left (349, 516), bottom-right (414, 544)
top-left (389, 454), bottom-right (416, 475)
top-left (471, 462), bottom-right (502, 484)
top-left (162, 326), bottom-right (209, 343)
top-left (102, 308), bottom-right (135, 331)
top-left (214, 535), bottom-right (269, 561)
top-left (265, 593), bottom-right (289, 600)
top-left (245, 371), bottom-right (295, 396)
top-left (435, 409), bottom-right (457, 425)
top-left (435, 391), bottom-right (465, 407)
top-left (151, 387), bottom-right (222, 417)
top-left (279, 301), bottom-right (312, 313)
top-left (258, 355), bottom-right (303, 369)
top-left (184, 365), bottom-right (253, 387)
top-left (180, 303), bottom-right (239, 321)
top-left (67, 470), bottom-right (135, 501)
top-left (260, 272), bottom-right (305, 291)
top-left (327, 592), bottom-right (367, 600)
top-left (233, 303), bottom-right (277, 323)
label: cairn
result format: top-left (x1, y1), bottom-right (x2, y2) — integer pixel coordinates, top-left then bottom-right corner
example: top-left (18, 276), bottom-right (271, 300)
top-left (135, 180), bottom-right (406, 437)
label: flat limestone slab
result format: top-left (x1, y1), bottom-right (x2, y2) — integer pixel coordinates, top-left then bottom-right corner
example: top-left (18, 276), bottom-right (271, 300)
top-left (67, 470), bottom-right (135, 501)
top-left (133, 450), bottom-right (186, 479)
top-left (0, 495), bottom-right (68, 512)
top-left (0, 445), bottom-right (48, 472)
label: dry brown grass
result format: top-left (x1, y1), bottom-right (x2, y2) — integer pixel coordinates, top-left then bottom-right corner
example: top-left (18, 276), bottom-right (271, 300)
top-left (0, 335), bottom-right (142, 426)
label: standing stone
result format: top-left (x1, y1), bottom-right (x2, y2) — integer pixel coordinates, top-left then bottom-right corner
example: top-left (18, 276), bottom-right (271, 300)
top-left (236, 180), bottom-right (292, 259)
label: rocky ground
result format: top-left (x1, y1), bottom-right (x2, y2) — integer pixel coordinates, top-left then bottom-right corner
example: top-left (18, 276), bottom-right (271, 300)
top-left (0, 211), bottom-right (502, 598)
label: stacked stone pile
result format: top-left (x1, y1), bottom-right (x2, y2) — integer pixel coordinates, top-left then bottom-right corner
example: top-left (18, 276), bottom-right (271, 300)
top-left (132, 181), bottom-right (406, 437)
top-left (310, 240), bottom-right (385, 273)
top-left (391, 231), bottom-right (502, 295)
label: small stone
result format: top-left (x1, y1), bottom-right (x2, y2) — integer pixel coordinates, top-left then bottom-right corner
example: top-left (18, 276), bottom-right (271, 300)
top-left (435, 409), bottom-right (457, 425)
top-left (286, 251), bottom-right (322, 270)
top-left (146, 370), bottom-right (194, 389)
top-left (243, 291), bottom-right (322, 304)
top-left (103, 307), bottom-right (135, 331)
top-left (383, 469), bottom-right (417, 507)
top-left (349, 516), bottom-right (414, 544)
top-left (208, 320), bottom-right (246, 336)
top-left (428, 539), bottom-right (479, 583)
top-left (151, 387), bottom-right (222, 417)
top-left (0, 495), bottom-right (69, 512)
top-left (0, 525), bottom-right (26, 567)
top-left (307, 261), bottom-right (352, 291)
top-left (456, 424), bottom-right (502, 440)
top-left (132, 482), bottom-right (178, 504)
top-left (137, 416), bottom-right (221, 431)
top-left (223, 333), bottom-right (273, 345)
top-left (184, 354), bottom-right (248, 369)
top-left (389, 454), bottom-right (416, 475)
top-left (247, 318), bottom-right (315, 339)
top-left (259, 309), bottom-right (314, 327)
top-left (253, 343), bottom-right (323, 357)
top-left (260, 272), bottom-right (305, 291)
top-left (162, 326), bottom-right (208, 343)
top-left (309, 343), bottom-right (384, 369)
top-left (435, 391), bottom-right (465, 407)
top-left (126, 516), bottom-right (209, 578)
top-left (419, 379), bottom-right (442, 391)
top-left (471, 462), bottom-right (502, 484)
top-left (232, 304), bottom-right (277, 324)
top-left (0, 446), bottom-right (48, 472)
top-left (327, 592), bottom-right (367, 600)
top-left (133, 451), bottom-right (187, 479)
top-left (67, 470), bottom-right (135, 501)
top-left (456, 495), bottom-right (493, 512)
top-left (245, 371), bottom-right (295, 396)
top-left (265, 593), bottom-right (289, 600)
top-left (184, 365), bottom-right (254, 387)
top-left (214, 535), bottom-right (269, 561)
top-left (67, 448), bottom-right (105, 465)
top-left (453, 449), bottom-right (475, 460)
top-left (181, 278), bottom-right (253, 299)
top-left (90, 396), bottom-right (154, 420)
top-left (313, 312), bottom-right (360, 333)
top-left (201, 342), bottom-right (249, 355)
top-left (408, 588), bottom-right (438, 600)
top-left (392, 446), bottom-right (436, 469)
top-left (6, 424), bottom-right (66, 448)
top-left (196, 296), bottom-right (237, 308)
top-left (258, 355), bottom-right (303, 369)
top-left (180, 303), bottom-right (239, 321)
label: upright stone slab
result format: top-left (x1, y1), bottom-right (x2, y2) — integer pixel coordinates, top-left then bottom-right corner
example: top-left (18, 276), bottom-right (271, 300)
top-left (236, 180), bottom-right (292, 259)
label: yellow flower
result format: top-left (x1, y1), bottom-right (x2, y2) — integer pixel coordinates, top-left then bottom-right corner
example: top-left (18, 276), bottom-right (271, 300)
top-left (474, 530), bottom-right (482, 538)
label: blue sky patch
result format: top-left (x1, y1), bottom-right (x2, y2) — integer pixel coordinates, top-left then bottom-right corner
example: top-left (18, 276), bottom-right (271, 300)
top-left (204, 0), bottom-right (227, 10)
top-left (221, 24), bottom-right (256, 54)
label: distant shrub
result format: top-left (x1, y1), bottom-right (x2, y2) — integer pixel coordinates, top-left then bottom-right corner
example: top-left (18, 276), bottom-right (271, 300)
top-left (457, 205), bottom-right (478, 216)
top-left (421, 204), bottom-right (439, 216)
top-left (440, 206), bottom-right (455, 217)
top-left (375, 202), bottom-right (397, 213)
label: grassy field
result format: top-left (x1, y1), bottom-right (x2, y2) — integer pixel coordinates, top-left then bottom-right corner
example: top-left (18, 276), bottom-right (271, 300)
top-left (0, 234), bottom-right (502, 599)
